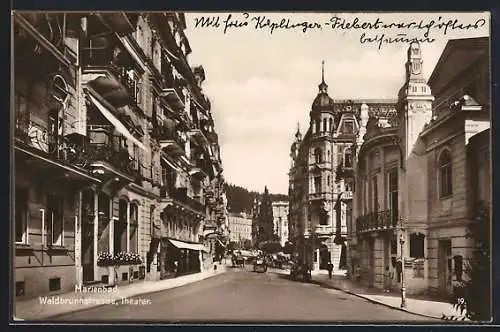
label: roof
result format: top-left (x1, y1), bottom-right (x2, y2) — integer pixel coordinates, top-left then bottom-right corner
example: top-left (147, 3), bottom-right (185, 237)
top-left (428, 37), bottom-right (489, 95)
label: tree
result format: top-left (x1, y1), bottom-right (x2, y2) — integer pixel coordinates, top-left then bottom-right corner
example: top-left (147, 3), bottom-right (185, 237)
top-left (451, 200), bottom-right (491, 321)
top-left (259, 241), bottom-right (282, 254)
top-left (257, 186), bottom-right (274, 243)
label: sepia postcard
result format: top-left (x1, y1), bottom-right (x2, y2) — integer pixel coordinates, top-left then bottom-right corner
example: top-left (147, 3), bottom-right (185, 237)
top-left (11, 11), bottom-right (492, 324)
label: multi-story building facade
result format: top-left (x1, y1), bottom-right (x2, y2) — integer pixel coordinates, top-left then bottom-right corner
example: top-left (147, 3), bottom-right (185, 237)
top-left (351, 38), bottom-right (490, 295)
top-left (272, 201), bottom-right (289, 247)
top-left (288, 64), bottom-right (398, 274)
top-left (228, 212), bottom-right (253, 244)
top-left (13, 12), bottom-right (227, 300)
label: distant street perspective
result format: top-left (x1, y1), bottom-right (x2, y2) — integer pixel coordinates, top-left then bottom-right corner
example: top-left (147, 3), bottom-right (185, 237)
top-left (12, 11), bottom-right (491, 324)
top-left (49, 267), bottom-right (436, 322)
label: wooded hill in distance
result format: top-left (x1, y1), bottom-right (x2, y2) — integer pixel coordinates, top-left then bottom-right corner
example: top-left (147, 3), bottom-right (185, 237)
top-left (225, 183), bottom-right (288, 214)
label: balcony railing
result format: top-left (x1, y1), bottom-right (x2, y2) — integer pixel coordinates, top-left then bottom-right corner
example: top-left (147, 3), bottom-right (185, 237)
top-left (356, 209), bottom-right (398, 233)
top-left (169, 188), bottom-right (206, 213)
top-left (315, 225), bottom-right (333, 235)
top-left (81, 46), bottom-right (139, 104)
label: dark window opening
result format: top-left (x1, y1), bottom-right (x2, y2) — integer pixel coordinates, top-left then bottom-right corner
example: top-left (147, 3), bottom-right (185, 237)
top-left (122, 272), bottom-right (128, 281)
top-left (47, 194), bottom-right (64, 246)
top-left (115, 200), bottom-right (128, 254)
top-left (388, 170), bottom-right (399, 226)
top-left (439, 150), bottom-right (453, 198)
top-left (16, 281), bottom-right (25, 297)
top-left (343, 120), bottom-right (354, 134)
top-left (49, 278), bottom-right (61, 291)
top-left (314, 176), bottom-right (322, 193)
top-left (129, 203), bottom-right (139, 254)
top-left (314, 148), bottom-right (323, 163)
top-left (409, 233), bottom-right (425, 258)
top-left (344, 149), bottom-right (353, 168)
top-left (15, 187), bottom-right (28, 243)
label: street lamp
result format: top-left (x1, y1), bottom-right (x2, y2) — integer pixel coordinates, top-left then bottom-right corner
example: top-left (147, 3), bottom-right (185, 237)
top-left (399, 217), bottom-right (407, 309)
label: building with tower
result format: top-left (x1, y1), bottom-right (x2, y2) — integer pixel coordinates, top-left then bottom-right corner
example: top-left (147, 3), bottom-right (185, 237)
top-left (351, 38), bottom-right (490, 295)
top-left (288, 62), bottom-right (394, 274)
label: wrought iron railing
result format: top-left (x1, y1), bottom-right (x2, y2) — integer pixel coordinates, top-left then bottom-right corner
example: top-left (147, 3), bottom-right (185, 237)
top-left (356, 209), bottom-right (399, 233)
top-left (81, 46), bottom-right (139, 103)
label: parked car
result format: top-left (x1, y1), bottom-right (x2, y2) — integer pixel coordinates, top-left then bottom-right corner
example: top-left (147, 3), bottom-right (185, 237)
top-left (290, 264), bottom-right (311, 282)
top-left (253, 257), bottom-right (267, 273)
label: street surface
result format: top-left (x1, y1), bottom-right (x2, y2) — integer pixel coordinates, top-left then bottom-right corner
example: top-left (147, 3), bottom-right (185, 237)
top-left (50, 267), bottom-right (438, 323)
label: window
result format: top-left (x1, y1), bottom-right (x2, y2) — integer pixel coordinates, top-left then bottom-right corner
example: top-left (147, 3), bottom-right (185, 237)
top-left (372, 175), bottom-right (379, 212)
top-left (47, 194), bottom-right (64, 246)
top-left (343, 120), bottom-right (354, 134)
top-left (15, 94), bottom-right (29, 134)
top-left (421, 86), bottom-right (426, 93)
top-left (314, 148), bottom-right (322, 163)
top-left (315, 119), bottom-right (320, 134)
top-left (314, 176), bottom-right (322, 193)
top-left (410, 233), bottom-right (425, 258)
top-left (387, 170), bottom-right (398, 226)
top-left (439, 149), bottom-right (452, 198)
top-left (327, 176), bottom-right (330, 186)
top-left (114, 199), bottom-right (128, 254)
top-left (15, 187), bottom-right (28, 244)
top-left (329, 118), bottom-right (333, 132)
top-left (323, 118), bottom-right (327, 132)
top-left (344, 149), bottom-right (353, 168)
top-left (129, 203), bottom-right (139, 254)
top-left (412, 85), bottom-right (417, 92)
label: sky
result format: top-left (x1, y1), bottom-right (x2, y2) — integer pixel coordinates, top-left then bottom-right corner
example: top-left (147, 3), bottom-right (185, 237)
top-left (183, 12), bottom-right (490, 194)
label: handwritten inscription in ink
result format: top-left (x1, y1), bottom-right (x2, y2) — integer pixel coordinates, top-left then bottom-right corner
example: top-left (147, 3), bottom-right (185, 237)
top-left (193, 13), bottom-right (487, 49)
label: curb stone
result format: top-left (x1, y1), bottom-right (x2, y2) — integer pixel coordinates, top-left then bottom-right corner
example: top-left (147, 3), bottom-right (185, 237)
top-left (314, 279), bottom-right (459, 321)
top-left (16, 267), bottom-right (229, 321)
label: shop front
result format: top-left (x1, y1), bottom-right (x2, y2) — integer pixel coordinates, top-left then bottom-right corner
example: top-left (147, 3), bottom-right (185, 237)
top-left (158, 238), bottom-right (208, 279)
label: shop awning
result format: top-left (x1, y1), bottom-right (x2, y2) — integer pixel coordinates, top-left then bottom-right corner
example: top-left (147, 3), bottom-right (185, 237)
top-left (88, 93), bottom-right (146, 150)
top-left (169, 239), bottom-right (209, 252)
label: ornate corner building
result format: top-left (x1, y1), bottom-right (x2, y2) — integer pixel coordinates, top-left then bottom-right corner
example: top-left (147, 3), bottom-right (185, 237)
top-left (289, 38), bottom-right (490, 284)
top-left (351, 38), bottom-right (490, 296)
top-left (13, 12), bottom-right (228, 300)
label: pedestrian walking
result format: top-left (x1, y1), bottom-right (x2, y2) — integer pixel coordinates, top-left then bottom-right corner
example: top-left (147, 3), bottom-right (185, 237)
top-left (327, 260), bottom-right (334, 279)
top-left (383, 266), bottom-right (392, 292)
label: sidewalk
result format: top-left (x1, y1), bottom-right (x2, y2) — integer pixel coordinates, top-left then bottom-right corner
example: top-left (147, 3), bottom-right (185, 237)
top-left (314, 275), bottom-right (468, 321)
top-left (14, 264), bottom-right (228, 321)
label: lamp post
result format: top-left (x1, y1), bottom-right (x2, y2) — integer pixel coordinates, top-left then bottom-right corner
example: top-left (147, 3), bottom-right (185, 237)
top-left (399, 217), bottom-right (407, 308)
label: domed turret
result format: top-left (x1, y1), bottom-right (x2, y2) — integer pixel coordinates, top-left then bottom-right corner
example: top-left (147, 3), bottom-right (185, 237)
top-left (312, 61), bottom-right (334, 112)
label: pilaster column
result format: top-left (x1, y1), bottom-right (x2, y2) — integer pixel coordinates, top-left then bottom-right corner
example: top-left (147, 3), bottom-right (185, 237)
top-left (109, 199), bottom-right (116, 285)
top-left (75, 190), bottom-right (83, 287)
top-left (93, 191), bottom-right (99, 281)
top-left (126, 202), bottom-right (131, 252)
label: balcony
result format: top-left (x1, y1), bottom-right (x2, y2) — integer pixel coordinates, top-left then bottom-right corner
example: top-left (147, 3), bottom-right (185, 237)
top-left (356, 209), bottom-right (398, 234)
top-left (189, 128), bottom-right (210, 148)
top-left (81, 43), bottom-right (140, 107)
top-left (315, 225), bottom-right (334, 236)
top-left (309, 192), bottom-right (332, 201)
top-left (335, 163), bottom-right (354, 181)
top-left (160, 74), bottom-right (186, 111)
top-left (156, 120), bottom-right (186, 158)
top-left (14, 116), bottom-right (90, 171)
top-left (170, 188), bottom-right (206, 213)
top-left (86, 125), bottom-right (138, 179)
top-left (342, 191), bottom-right (353, 200)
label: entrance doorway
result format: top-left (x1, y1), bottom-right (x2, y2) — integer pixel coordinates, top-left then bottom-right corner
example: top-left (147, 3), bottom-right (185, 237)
top-left (438, 239), bottom-right (452, 294)
top-left (319, 244), bottom-right (330, 269)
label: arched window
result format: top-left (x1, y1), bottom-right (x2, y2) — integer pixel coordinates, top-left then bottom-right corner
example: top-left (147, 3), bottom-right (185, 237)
top-left (316, 119), bottom-right (320, 134)
top-left (439, 149), bottom-right (452, 198)
top-left (323, 118), bottom-right (327, 132)
top-left (329, 118), bottom-right (333, 132)
top-left (130, 203), bottom-right (139, 254)
top-left (314, 148), bottom-right (322, 163)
